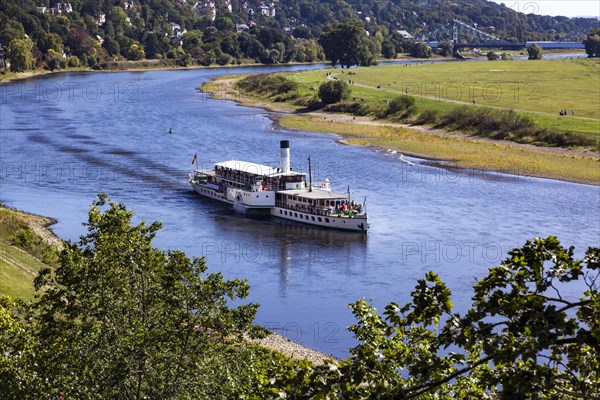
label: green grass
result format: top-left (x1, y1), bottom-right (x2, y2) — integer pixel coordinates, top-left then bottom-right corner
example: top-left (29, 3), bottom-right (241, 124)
top-left (289, 58), bottom-right (600, 116)
top-left (207, 59), bottom-right (600, 184)
top-left (279, 58), bottom-right (600, 140)
top-left (0, 207), bottom-right (59, 300)
top-left (234, 60), bottom-right (600, 151)
top-left (280, 115), bottom-right (600, 185)
top-left (0, 244), bottom-right (48, 300)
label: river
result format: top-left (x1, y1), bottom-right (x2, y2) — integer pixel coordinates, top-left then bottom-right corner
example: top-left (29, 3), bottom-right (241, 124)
top-left (1, 61), bottom-right (598, 358)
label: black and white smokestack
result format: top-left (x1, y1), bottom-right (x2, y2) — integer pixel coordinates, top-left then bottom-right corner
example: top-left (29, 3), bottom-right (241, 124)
top-left (280, 140), bottom-right (290, 173)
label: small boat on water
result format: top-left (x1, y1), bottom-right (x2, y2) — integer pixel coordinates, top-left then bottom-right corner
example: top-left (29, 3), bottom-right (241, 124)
top-left (189, 140), bottom-right (369, 232)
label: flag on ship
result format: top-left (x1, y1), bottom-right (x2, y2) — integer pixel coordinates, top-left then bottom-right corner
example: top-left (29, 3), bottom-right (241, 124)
top-left (191, 153), bottom-right (198, 166)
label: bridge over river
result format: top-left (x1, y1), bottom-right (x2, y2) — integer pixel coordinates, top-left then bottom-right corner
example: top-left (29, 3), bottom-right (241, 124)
top-left (418, 19), bottom-right (587, 49)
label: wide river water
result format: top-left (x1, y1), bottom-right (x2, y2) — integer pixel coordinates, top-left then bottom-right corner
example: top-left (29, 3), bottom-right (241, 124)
top-left (1, 61), bottom-right (598, 358)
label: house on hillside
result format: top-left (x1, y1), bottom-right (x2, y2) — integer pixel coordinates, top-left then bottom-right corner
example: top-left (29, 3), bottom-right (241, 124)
top-left (193, 0), bottom-right (231, 19)
top-left (55, 3), bottom-right (73, 13)
top-left (96, 12), bottom-right (106, 26)
top-left (396, 30), bottom-right (413, 39)
top-left (169, 22), bottom-right (186, 46)
top-left (236, 24), bottom-right (250, 33)
top-left (259, 3), bottom-right (276, 17)
top-left (36, 2), bottom-right (73, 15)
top-left (170, 22), bottom-right (182, 36)
top-left (194, 1), bottom-right (217, 21)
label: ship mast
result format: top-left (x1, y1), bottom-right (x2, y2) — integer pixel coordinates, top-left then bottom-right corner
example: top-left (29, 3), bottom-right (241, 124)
top-left (308, 156), bottom-right (312, 192)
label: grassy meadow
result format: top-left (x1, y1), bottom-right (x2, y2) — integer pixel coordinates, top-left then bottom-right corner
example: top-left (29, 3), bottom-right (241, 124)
top-left (0, 207), bottom-right (60, 300)
top-left (279, 58), bottom-right (600, 143)
top-left (287, 58), bottom-right (600, 118)
top-left (280, 116), bottom-right (600, 184)
top-left (206, 58), bottom-right (599, 185)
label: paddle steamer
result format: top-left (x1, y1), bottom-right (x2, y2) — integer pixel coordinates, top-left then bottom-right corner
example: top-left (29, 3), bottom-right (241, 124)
top-left (189, 141), bottom-right (368, 232)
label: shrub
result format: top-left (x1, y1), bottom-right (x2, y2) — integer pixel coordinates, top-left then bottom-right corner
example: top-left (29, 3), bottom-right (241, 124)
top-left (67, 56), bottom-right (81, 68)
top-left (378, 95), bottom-right (416, 120)
top-left (292, 95), bottom-right (321, 109)
top-left (387, 95), bottom-right (415, 114)
top-left (414, 109), bottom-right (439, 125)
top-left (326, 101), bottom-right (371, 116)
top-left (45, 57), bottom-right (62, 71)
top-left (318, 80), bottom-right (351, 104)
top-left (437, 41), bottom-right (454, 57)
top-left (216, 53), bottom-right (231, 66)
top-left (410, 42), bottom-right (433, 58)
top-left (487, 51), bottom-right (498, 60)
top-left (527, 44), bottom-right (543, 60)
top-left (237, 74), bottom-right (299, 96)
top-left (435, 106), bottom-right (598, 150)
top-left (9, 226), bottom-right (59, 266)
top-left (10, 227), bottom-right (38, 249)
top-left (273, 91), bottom-right (299, 102)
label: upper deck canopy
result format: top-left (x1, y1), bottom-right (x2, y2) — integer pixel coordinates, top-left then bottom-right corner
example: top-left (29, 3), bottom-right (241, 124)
top-left (279, 188), bottom-right (349, 200)
top-left (212, 160), bottom-right (305, 178)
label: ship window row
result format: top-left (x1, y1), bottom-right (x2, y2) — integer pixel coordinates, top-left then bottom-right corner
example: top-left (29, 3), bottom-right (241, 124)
top-left (279, 210), bottom-right (334, 224)
top-left (284, 196), bottom-right (347, 208)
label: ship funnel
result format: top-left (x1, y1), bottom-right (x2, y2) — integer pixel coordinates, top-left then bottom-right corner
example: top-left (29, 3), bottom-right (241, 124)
top-left (280, 140), bottom-right (290, 173)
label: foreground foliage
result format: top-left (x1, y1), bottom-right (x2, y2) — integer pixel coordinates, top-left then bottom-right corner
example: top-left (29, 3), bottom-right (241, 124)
top-left (267, 237), bottom-right (600, 399)
top-left (0, 195), bottom-right (297, 399)
top-left (1, 197), bottom-right (598, 399)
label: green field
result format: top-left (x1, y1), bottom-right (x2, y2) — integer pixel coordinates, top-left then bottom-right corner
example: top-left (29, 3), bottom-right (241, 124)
top-left (0, 207), bottom-right (60, 300)
top-left (279, 58), bottom-right (600, 140)
top-left (207, 58), bottom-right (600, 185)
top-left (280, 115), bottom-right (600, 185)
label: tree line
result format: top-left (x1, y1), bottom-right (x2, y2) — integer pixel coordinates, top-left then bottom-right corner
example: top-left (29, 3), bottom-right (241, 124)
top-left (1, 195), bottom-right (598, 398)
top-left (1, 0), bottom-right (598, 73)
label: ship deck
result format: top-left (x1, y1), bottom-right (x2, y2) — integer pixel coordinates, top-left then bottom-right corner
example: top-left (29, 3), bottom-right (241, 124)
top-left (195, 161), bottom-right (305, 178)
top-left (277, 188), bottom-right (349, 199)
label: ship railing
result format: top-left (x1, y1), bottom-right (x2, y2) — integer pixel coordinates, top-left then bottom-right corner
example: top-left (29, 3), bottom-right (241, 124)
top-left (276, 202), bottom-right (366, 218)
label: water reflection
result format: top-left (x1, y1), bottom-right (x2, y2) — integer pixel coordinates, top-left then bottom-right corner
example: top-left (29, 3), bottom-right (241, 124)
top-left (190, 207), bottom-right (368, 297)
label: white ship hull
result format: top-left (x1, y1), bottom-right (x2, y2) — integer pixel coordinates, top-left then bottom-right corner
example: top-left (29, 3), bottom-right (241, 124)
top-left (190, 182), bottom-right (367, 232)
top-left (271, 207), bottom-right (368, 231)
top-left (191, 182), bottom-right (230, 203)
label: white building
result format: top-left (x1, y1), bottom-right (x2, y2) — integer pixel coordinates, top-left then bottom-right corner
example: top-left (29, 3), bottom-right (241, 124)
top-left (259, 3), bottom-right (276, 17)
top-left (170, 22), bottom-right (184, 38)
top-left (96, 12), bottom-right (106, 26)
top-left (36, 3), bottom-right (73, 15)
top-left (194, 1), bottom-right (217, 21)
top-left (396, 30), bottom-right (413, 39)
top-left (55, 3), bottom-right (73, 13)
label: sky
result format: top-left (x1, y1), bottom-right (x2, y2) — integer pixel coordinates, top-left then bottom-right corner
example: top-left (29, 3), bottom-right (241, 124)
top-left (489, 1), bottom-right (600, 18)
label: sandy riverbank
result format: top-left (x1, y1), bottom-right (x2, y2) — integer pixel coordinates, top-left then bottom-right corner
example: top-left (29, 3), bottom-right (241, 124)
top-left (250, 332), bottom-right (337, 366)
